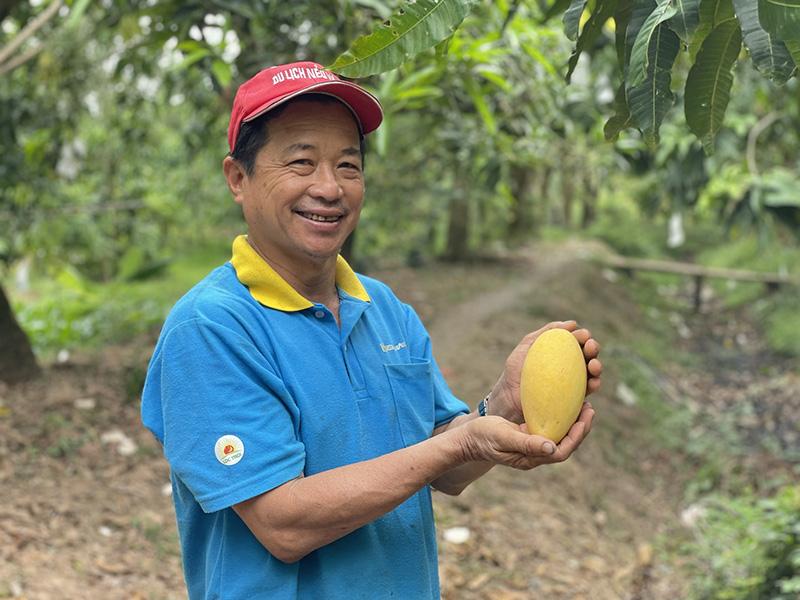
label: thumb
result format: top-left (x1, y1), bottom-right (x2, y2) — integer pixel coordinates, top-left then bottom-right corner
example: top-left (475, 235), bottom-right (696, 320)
top-left (513, 426), bottom-right (556, 456)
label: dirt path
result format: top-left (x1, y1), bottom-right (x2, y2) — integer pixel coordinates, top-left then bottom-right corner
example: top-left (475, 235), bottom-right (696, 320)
top-left (373, 244), bottom-right (688, 600)
top-left (1, 240), bottom-right (795, 599)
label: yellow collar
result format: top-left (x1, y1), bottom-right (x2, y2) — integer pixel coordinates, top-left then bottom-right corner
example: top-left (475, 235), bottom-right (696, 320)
top-left (230, 235), bottom-right (370, 311)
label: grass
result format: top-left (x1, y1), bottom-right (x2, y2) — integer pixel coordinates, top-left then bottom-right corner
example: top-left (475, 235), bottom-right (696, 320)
top-left (7, 239), bottom-right (231, 358)
top-left (697, 234), bottom-right (800, 357)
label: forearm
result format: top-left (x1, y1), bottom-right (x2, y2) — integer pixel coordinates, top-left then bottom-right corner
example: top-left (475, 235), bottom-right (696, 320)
top-left (235, 427), bottom-right (466, 563)
top-left (235, 389), bottom-right (567, 562)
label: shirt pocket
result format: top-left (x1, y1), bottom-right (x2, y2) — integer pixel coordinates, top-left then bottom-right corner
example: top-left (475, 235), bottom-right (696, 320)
top-left (384, 357), bottom-right (435, 447)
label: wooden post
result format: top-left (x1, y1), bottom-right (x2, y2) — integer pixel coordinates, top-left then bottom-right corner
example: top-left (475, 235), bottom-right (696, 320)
top-left (693, 275), bottom-right (704, 313)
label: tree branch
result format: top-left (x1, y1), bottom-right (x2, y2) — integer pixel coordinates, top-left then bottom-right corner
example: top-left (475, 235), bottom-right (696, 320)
top-left (0, 0), bottom-right (62, 67)
top-left (501, 0), bottom-right (523, 34)
top-left (0, 41), bottom-right (42, 76)
top-left (746, 112), bottom-right (779, 177)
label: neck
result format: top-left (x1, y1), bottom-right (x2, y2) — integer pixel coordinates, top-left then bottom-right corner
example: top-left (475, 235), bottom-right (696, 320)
top-left (246, 237), bottom-right (339, 306)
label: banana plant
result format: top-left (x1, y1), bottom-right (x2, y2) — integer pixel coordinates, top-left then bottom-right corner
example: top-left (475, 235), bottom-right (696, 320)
top-left (330, 0), bottom-right (800, 153)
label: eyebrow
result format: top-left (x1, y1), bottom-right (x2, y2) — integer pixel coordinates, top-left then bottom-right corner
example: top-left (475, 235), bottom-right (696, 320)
top-left (283, 143), bottom-right (361, 158)
top-left (283, 143), bottom-right (315, 155)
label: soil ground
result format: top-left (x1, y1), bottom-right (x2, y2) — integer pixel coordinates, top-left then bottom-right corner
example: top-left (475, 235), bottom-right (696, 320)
top-left (1, 240), bottom-right (797, 599)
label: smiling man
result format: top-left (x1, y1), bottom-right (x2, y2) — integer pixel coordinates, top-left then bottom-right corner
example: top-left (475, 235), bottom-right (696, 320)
top-left (142, 62), bottom-right (602, 600)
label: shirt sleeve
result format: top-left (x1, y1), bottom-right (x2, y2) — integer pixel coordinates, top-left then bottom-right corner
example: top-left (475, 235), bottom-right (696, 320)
top-left (402, 304), bottom-right (470, 428)
top-left (153, 316), bottom-right (306, 513)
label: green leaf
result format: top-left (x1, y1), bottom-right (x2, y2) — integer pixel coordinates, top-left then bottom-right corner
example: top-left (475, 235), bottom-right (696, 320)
top-left (435, 36), bottom-right (454, 58)
top-left (624, 0), bottom-right (657, 76)
top-left (476, 68), bottom-right (513, 91)
top-left (689, 0), bottom-right (735, 59)
top-left (733, 0), bottom-right (796, 83)
top-left (522, 41), bottom-right (558, 76)
top-left (177, 40), bottom-right (207, 53)
top-left (759, 0), bottom-right (800, 41)
top-left (464, 76), bottom-right (497, 134)
top-left (564, 0), bottom-right (590, 40)
top-left (614, 0), bottom-right (634, 69)
top-left (354, 0), bottom-right (394, 20)
top-left (685, 19), bottom-right (742, 153)
top-left (566, 0), bottom-right (619, 82)
top-left (669, 0), bottom-right (701, 42)
top-left (541, 0), bottom-right (573, 23)
top-left (761, 169), bottom-right (800, 208)
top-left (604, 82), bottom-right (634, 139)
top-left (626, 23), bottom-right (680, 145)
top-left (172, 49), bottom-right (211, 71)
top-left (65, 0), bottom-right (92, 29)
top-left (629, 0), bottom-right (679, 88)
top-left (395, 64), bottom-right (442, 93)
top-left (211, 60), bottom-right (233, 88)
top-left (375, 110), bottom-right (390, 156)
top-left (786, 39), bottom-right (800, 67)
top-left (329, 0), bottom-right (479, 78)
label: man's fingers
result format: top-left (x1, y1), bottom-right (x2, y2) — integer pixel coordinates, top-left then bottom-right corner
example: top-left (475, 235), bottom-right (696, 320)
top-left (550, 405), bottom-right (595, 460)
top-left (583, 338), bottom-right (600, 359)
top-left (522, 320), bottom-right (578, 344)
top-left (577, 401), bottom-right (595, 434)
top-left (480, 420), bottom-right (557, 460)
top-left (522, 432), bottom-right (557, 456)
top-left (587, 357), bottom-right (602, 377)
top-left (508, 426), bottom-right (557, 456)
top-left (559, 410), bottom-right (593, 451)
top-left (516, 322), bottom-right (579, 358)
top-left (539, 320), bottom-right (578, 336)
top-left (586, 377), bottom-right (602, 396)
top-left (549, 421), bottom-right (585, 461)
top-left (572, 328), bottom-right (591, 345)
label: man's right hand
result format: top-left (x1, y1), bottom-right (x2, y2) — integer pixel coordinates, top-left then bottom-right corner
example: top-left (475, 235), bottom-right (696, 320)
top-left (455, 401), bottom-right (595, 470)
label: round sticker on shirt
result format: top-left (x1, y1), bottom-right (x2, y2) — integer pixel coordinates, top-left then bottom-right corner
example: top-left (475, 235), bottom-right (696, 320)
top-left (214, 435), bottom-right (244, 466)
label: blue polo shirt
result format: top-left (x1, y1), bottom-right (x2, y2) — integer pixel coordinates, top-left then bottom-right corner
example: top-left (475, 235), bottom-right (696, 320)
top-left (141, 235), bottom-right (469, 599)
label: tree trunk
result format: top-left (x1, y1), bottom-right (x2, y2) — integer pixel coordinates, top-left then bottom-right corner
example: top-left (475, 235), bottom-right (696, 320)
top-left (561, 169), bottom-right (574, 228)
top-left (0, 282), bottom-right (40, 384)
top-left (444, 188), bottom-right (470, 260)
top-left (582, 179), bottom-right (597, 229)
top-left (507, 165), bottom-right (536, 241)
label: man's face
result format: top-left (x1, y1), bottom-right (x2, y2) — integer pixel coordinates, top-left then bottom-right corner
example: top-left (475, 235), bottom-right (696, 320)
top-left (231, 99), bottom-right (364, 267)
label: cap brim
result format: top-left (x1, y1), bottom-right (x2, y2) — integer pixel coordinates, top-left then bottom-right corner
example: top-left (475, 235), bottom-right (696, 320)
top-left (243, 80), bottom-right (383, 135)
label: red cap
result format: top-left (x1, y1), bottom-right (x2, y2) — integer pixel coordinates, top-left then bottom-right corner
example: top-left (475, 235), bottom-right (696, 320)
top-left (227, 61), bottom-right (383, 152)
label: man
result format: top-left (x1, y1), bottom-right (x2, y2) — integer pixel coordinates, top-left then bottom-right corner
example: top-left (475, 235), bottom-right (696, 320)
top-left (142, 61), bottom-right (602, 599)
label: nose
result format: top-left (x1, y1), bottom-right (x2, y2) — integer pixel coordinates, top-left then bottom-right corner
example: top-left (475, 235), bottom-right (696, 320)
top-left (307, 163), bottom-right (342, 202)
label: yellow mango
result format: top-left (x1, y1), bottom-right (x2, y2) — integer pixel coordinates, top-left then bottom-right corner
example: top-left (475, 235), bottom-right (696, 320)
top-left (520, 328), bottom-right (587, 442)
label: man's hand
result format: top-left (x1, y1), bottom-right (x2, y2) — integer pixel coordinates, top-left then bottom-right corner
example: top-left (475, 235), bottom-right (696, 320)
top-left (488, 321), bottom-right (602, 424)
top-left (455, 401), bottom-right (595, 470)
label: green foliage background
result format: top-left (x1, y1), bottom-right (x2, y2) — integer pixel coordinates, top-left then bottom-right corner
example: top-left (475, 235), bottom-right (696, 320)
top-left (1, 1), bottom-right (798, 596)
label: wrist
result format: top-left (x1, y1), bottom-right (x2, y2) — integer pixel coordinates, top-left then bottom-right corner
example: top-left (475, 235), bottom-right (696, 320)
top-left (433, 423), bottom-right (474, 467)
top-left (484, 383), bottom-right (521, 423)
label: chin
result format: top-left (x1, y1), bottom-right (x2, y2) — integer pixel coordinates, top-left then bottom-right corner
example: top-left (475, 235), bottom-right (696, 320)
top-left (302, 245), bottom-right (343, 261)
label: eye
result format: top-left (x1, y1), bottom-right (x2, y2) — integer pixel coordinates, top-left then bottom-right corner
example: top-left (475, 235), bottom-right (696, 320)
top-left (339, 162), bottom-right (361, 171)
top-left (290, 159), bottom-right (313, 166)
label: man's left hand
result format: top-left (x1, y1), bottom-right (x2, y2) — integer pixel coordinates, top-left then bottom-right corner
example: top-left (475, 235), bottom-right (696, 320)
top-left (487, 320), bottom-right (602, 424)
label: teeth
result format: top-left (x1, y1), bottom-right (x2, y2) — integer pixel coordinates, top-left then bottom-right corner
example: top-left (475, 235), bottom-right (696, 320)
top-left (300, 212), bottom-right (340, 222)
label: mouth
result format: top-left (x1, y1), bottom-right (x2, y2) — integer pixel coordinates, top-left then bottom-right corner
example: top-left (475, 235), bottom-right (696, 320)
top-left (294, 210), bottom-right (345, 224)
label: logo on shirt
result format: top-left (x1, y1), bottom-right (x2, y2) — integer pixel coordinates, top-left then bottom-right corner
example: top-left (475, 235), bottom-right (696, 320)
top-left (380, 341), bottom-right (407, 353)
top-left (214, 435), bottom-right (244, 466)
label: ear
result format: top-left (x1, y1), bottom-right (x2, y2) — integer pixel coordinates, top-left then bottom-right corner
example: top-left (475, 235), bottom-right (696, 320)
top-left (222, 156), bottom-right (248, 205)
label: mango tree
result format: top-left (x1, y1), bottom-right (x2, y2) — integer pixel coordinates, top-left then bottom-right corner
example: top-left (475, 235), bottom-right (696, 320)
top-left (329, 0), bottom-right (800, 153)
top-left (0, 0), bottom-right (402, 383)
